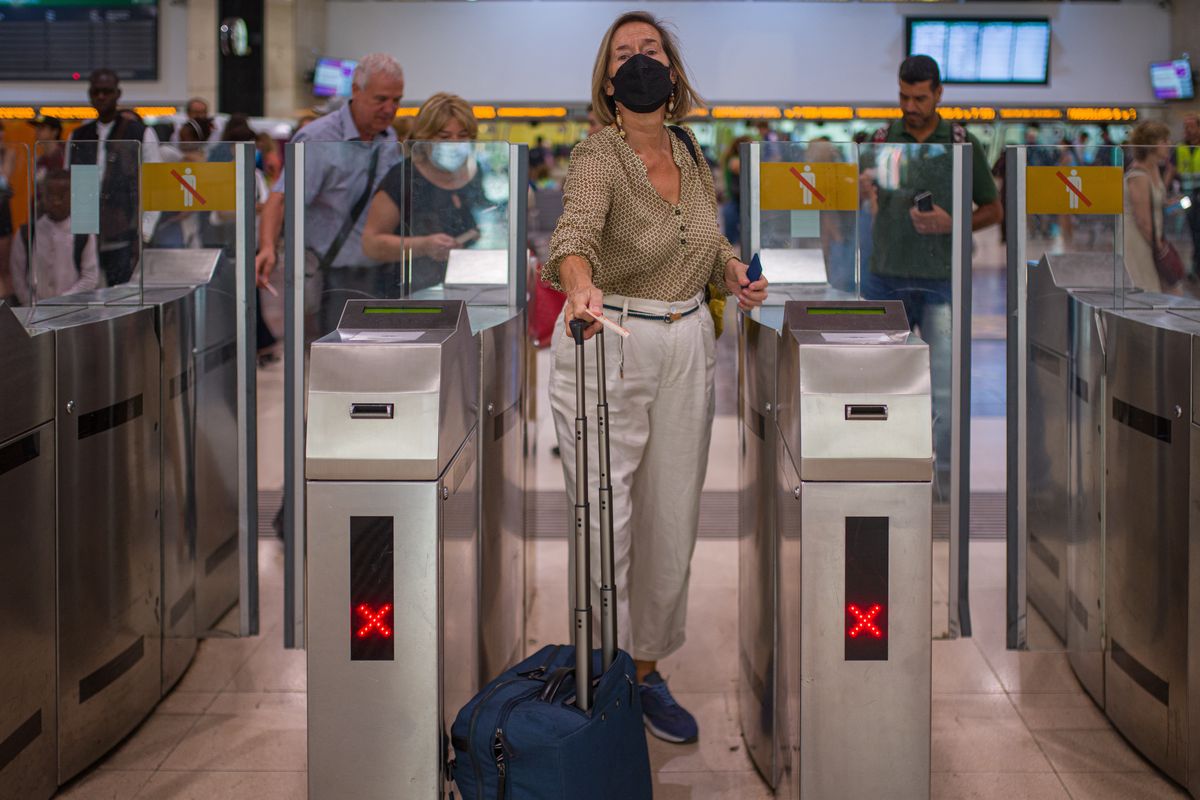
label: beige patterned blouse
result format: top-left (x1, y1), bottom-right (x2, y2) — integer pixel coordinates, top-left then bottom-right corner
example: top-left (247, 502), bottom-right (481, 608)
top-left (545, 124), bottom-right (737, 302)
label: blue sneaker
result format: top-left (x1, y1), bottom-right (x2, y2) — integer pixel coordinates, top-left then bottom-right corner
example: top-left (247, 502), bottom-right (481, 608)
top-left (639, 671), bottom-right (698, 744)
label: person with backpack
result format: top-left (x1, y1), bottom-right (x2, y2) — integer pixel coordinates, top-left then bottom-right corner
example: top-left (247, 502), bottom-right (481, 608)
top-left (543, 10), bottom-right (767, 745)
top-left (9, 169), bottom-right (98, 305)
top-left (859, 54), bottom-right (1002, 501)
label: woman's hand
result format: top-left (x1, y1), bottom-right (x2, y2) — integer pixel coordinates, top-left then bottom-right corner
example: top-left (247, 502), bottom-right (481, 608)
top-left (724, 258), bottom-right (768, 311)
top-left (414, 233), bottom-right (458, 261)
top-left (563, 282), bottom-right (604, 340)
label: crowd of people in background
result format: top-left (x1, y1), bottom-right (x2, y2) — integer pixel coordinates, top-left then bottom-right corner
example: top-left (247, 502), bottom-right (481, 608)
top-left (3, 59), bottom-right (1200, 313)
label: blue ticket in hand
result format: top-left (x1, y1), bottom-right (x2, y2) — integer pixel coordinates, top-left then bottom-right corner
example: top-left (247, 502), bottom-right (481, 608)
top-left (746, 252), bottom-right (763, 283)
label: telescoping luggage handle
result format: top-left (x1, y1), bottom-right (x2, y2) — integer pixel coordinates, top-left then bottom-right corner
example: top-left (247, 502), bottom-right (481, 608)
top-left (568, 320), bottom-right (619, 713)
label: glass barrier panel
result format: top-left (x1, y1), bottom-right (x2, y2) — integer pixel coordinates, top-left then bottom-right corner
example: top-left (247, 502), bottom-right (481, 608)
top-left (29, 139), bottom-right (143, 317)
top-left (858, 141), bottom-right (978, 640)
top-left (2, 141), bottom-right (30, 310)
top-left (1005, 144), bottom-right (1125, 653)
top-left (750, 140), bottom-right (860, 297)
top-left (402, 140), bottom-right (514, 306)
top-left (1020, 143), bottom-right (1125, 300)
top-left (298, 139), bottom-right (406, 341)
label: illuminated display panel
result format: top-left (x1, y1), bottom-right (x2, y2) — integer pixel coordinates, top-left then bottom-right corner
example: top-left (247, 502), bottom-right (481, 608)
top-left (0, 0), bottom-right (158, 81)
top-left (350, 516), bottom-right (394, 661)
top-left (845, 517), bottom-right (888, 661)
top-left (908, 17), bottom-right (1050, 85)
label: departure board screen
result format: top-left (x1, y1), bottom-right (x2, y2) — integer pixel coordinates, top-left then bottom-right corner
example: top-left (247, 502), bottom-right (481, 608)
top-left (0, 0), bottom-right (158, 81)
top-left (908, 18), bottom-right (1050, 85)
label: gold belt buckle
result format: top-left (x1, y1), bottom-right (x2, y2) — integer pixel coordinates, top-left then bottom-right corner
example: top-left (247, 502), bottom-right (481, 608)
top-left (666, 311), bottom-right (681, 324)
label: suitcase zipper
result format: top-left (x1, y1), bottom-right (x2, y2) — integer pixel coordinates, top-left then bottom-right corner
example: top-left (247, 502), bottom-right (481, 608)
top-left (493, 729), bottom-right (508, 799)
top-left (491, 687), bottom-right (543, 798)
top-left (467, 649), bottom-right (561, 794)
top-left (468, 678), bottom-right (523, 794)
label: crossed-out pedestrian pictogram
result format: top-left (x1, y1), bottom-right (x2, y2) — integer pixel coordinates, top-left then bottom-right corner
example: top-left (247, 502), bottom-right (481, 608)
top-left (789, 165), bottom-right (827, 204)
top-left (1055, 169), bottom-right (1091, 208)
top-left (355, 603), bottom-right (393, 639)
top-left (847, 603), bottom-right (883, 639)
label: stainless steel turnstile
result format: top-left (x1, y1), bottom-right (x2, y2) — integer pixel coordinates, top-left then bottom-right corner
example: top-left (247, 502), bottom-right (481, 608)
top-left (142, 249), bottom-right (241, 637)
top-left (1011, 250), bottom-right (1200, 797)
top-left (737, 289), bottom-right (856, 790)
top-left (0, 305), bottom-right (58, 800)
top-left (738, 306), bottom-right (785, 789)
top-left (469, 305), bottom-right (527, 682)
top-left (306, 299), bottom-right (481, 800)
top-left (44, 249), bottom-right (241, 693)
top-left (1023, 255), bottom-right (1147, 684)
top-left (41, 304), bottom-right (163, 783)
top-left (772, 300), bottom-right (933, 799)
top-left (1102, 308), bottom-right (1200, 794)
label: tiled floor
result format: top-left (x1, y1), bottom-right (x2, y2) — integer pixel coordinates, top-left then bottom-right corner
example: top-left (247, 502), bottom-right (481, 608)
top-left (57, 536), bottom-right (1189, 799)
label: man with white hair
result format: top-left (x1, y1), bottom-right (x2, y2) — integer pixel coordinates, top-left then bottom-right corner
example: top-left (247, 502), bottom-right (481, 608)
top-left (255, 52), bottom-right (405, 333)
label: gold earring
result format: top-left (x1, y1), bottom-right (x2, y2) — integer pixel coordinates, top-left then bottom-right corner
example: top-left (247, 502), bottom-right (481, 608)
top-left (668, 91), bottom-right (676, 116)
top-left (616, 108), bottom-right (626, 138)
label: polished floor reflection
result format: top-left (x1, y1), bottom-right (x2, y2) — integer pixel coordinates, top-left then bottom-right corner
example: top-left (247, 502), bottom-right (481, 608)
top-left (54, 536), bottom-right (1187, 800)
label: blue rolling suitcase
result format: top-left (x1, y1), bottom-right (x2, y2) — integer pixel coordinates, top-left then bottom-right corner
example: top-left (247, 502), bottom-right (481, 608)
top-left (451, 321), bottom-right (653, 800)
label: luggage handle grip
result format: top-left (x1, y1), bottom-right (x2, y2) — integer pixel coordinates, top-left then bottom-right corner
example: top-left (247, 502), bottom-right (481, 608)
top-left (569, 318), bottom-right (587, 344)
top-left (538, 666), bottom-right (574, 704)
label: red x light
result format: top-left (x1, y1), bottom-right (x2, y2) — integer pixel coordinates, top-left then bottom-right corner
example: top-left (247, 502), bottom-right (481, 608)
top-left (847, 603), bottom-right (883, 639)
top-left (355, 603), bottom-right (393, 639)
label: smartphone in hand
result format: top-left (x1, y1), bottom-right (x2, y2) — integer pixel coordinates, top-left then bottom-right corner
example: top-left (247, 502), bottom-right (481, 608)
top-left (913, 191), bottom-right (934, 213)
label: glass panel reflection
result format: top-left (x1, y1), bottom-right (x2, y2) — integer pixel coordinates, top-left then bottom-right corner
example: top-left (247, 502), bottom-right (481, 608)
top-left (398, 140), bottom-right (512, 298)
top-left (756, 140), bottom-right (858, 296)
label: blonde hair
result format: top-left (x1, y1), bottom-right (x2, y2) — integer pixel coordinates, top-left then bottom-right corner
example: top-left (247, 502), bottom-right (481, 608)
top-left (589, 11), bottom-right (701, 127)
top-left (1128, 120), bottom-right (1170, 148)
top-left (409, 92), bottom-right (478, 142)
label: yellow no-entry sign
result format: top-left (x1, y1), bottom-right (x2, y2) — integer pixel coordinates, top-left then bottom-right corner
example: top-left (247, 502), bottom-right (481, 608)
top-left (760, 162), bottom-right (859, 211)
top-left (142, 162), bottom-right (237, 212)
top-left (1026, 166), bottom-right (1123, 215)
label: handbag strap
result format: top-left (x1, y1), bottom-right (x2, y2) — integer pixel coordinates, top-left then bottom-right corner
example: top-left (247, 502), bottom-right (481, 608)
top-left (318, 144), bottom-right (381, 272)
top-left (668, 125), bottom-right (701, 167)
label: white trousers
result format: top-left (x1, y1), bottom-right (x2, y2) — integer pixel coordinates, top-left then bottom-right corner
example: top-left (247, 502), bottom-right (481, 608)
top-left (548, 293), bottom-right (716, 661)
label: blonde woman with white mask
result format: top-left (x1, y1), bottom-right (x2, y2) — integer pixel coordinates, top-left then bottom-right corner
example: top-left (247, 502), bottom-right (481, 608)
top-left (361, 92), bottom-right (485, 292)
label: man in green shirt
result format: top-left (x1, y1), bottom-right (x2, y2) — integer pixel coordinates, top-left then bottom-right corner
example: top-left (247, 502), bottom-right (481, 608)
top-left (860, 54), bottom-right (1002, 497)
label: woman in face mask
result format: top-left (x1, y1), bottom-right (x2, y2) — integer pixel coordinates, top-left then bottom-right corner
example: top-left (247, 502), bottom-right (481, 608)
top-left (361, 92), bottom-right (484, 292)
top-left (544, 11), bottom-right (767, 746)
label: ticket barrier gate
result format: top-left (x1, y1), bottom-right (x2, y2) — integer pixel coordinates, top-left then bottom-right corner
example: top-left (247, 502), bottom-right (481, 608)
top-left (467, 305), bottom-right (527, 681)
top-left (1014, 253), bottom-right (1200, 796)
top-left (43, 249), bottom-right (239, 693)
top-left (2, 302), bottom-right (164, 784)
top-left (306, 300), bottom-right (481, 799)
top-left (1020, 254), bottom-right (1200, 705)
top-left (0, 304), bottom-right (58, 800)
top-left (1023, 253), bottom-right (1146, 700)
top-left (1101, 307), bottom-right (1200, 796)
top-left (741, 299), bottom-right (933, 798)
top-left (140, 250), bottom-right (242, 640)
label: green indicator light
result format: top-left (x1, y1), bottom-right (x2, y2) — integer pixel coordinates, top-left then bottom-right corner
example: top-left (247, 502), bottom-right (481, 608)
top-left (807, 307), bottom-right (887, 316)
top-left (363, 307), bottom-right (444, 314)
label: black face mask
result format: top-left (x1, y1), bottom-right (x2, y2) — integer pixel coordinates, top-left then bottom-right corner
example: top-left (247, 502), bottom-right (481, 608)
top-left (610, 53), bottom-right (673, 114)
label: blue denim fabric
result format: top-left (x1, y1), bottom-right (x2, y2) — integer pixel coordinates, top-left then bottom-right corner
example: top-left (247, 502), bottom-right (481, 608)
top-left (861, 270), bottom-right (953, 491)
